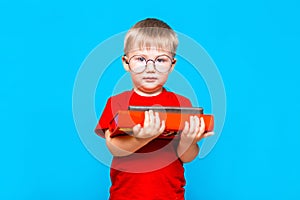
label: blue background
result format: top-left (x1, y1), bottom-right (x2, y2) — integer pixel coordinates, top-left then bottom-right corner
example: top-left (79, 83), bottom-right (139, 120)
top-left (1, 0), bottom-right (300, 199)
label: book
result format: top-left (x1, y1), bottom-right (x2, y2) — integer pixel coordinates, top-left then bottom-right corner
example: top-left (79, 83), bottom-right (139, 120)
top-left (109, 106), bottom-right (214, 139)
top-left (128, 106), bottom-right (203, 114)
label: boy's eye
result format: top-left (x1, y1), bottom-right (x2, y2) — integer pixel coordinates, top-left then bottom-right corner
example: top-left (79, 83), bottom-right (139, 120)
top-left (156, 55), bottom-right (172, 64)
top-left (139, 57), bottom-right (146, 62)
top-left (156, 58), bottom-right (167, 63)
top-left (134, 56), bottom-right (146, 62)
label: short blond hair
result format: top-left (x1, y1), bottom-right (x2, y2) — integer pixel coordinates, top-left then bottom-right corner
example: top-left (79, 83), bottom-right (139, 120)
top-left (124, 18), bottom-right (178, 56)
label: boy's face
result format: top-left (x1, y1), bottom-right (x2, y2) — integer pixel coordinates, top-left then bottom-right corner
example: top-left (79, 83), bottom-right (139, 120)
top-left (122, 48), bottom-right (176, 96)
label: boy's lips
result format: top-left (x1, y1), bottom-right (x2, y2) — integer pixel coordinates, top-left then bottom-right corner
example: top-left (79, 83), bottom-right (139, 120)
top-left (143, 77), bottom-right (158, 82)
top-left (143, 77), bottom-right (157, 79)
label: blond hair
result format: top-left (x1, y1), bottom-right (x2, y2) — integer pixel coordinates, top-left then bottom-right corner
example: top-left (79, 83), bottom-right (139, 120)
top-left (124, 18), bottom-right (178, 56)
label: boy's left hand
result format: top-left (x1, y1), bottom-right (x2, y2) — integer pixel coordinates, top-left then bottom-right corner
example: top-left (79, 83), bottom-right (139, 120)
top-left (180, 116), bottom-right (214, 145)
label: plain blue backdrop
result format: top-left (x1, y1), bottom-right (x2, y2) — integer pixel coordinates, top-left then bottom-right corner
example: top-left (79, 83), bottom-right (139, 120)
top-left (1, 0), bottom-right (300, 199)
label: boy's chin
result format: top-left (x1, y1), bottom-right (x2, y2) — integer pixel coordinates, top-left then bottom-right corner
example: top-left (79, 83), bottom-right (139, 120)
top-left (135, 86), bottom-right (163, 96)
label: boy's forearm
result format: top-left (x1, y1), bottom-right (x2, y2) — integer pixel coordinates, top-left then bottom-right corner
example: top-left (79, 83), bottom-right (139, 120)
top-left (105, 130), bottom-right (154, 157)
top-left (177, 142), bottom-right (200, 163)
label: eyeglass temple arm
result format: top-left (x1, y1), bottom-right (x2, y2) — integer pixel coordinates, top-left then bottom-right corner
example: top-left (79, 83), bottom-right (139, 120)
top-left (123, 54), bottom-right (129, 64)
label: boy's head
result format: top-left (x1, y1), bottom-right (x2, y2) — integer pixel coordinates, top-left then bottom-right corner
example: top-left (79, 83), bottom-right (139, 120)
top-left (122, 18), bottom-right (178, 96)
top-left (124, 18), bottom-right (178, 56)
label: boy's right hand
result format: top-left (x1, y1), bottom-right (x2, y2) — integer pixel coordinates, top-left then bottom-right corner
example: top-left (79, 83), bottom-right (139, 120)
top-left (132, 110), bottom-right (165, 139)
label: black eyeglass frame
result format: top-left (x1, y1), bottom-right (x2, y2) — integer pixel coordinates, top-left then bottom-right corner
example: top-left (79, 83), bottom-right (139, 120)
top-left (123, 54), bottom-right (176, 74)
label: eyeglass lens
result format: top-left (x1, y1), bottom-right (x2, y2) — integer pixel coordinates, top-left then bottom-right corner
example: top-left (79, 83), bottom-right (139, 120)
top-left (128, 55), bottom-right (173, 73)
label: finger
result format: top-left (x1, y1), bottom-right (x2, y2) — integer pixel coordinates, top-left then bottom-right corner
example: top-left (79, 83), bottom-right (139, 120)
top-left (159, 120), bottom-right (166, 134)
top-left (148, 110), bottom-right (154, 127)
top-left (196, 131), bottom-right (214, 141)
top-left (194, 116), bottom-right (200, 134)
top-left (203, 131), bottom-right (214, 138)
top-left (144, 111), bottom-right (149, 127)
top-left (132, 124), bottom-right (142, 135)
top-left (104, 129), bottom-right (111, 139)
top-left (182, 121), bottom-right (189, 135)
top-left (154, 112), bottom-right (161, 130)
top-left (200, 117), bottom-right (206, 133)
top-left (189, 116), bottom-right (196, 134)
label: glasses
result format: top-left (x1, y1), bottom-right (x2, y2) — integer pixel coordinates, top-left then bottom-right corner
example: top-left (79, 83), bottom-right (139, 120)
top-left (124, 54), bottom-right (175, 74)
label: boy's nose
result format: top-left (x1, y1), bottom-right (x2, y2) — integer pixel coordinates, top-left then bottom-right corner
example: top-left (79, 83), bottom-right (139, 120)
top-left (145, 61), bottom-right (156, 72)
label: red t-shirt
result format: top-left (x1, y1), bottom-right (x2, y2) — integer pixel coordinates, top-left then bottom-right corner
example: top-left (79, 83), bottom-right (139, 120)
top-left (95, 88), bottom-right (192, 200)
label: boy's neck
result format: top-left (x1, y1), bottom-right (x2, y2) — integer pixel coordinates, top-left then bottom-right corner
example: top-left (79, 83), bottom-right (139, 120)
top-left (133, 88), bottom-right (163, 97)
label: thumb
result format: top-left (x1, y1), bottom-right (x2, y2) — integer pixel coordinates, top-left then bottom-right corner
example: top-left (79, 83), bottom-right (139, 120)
top-left (132, 124), bottom-right (142, 134)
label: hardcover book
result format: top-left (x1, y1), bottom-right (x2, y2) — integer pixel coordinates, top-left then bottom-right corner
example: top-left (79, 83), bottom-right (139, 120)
top-left (109, 106), bottom-right (214, 139)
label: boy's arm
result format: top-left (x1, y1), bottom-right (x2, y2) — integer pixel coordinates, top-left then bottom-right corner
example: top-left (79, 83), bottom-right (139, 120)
top-left (105, 130), bottom-right (156, 157)
top-left (177, 116), bottom-right (214, 163)
top-left (177, 142), bottom-right (200, 163)
top-left (105, 110), bottom-right (165, 157)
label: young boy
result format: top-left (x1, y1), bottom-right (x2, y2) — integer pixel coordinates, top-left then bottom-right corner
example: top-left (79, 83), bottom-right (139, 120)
top-left (95, 18), bottom-right (213, 200)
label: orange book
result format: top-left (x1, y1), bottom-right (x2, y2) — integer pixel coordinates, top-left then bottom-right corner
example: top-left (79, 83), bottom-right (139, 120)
top-left (109, 107), bottom-right (214, 139)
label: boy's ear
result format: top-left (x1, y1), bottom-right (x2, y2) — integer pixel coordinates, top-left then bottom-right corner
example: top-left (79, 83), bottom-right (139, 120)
top-left (122, 56), bottom-right (130, 71)
top-left (169, 58), bottom-right (177, 72)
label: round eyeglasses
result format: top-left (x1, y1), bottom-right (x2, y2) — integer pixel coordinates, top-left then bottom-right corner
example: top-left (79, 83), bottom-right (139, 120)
top-left (124, 54), bottom-right (175, 74)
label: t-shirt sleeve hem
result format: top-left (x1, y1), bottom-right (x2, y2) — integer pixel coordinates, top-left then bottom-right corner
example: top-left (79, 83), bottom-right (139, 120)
top-left (94, 127), bottom-right (107, 138)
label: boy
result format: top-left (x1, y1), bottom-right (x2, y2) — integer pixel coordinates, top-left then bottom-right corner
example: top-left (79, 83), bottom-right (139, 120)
top-left (95, 18), bottom-right (213, 200)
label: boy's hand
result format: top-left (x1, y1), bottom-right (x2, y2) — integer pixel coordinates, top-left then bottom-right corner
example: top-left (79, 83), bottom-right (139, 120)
top-left (132, 110), bottom-right (165, 139)
top-left (180, 116), bottom-right (214, 145)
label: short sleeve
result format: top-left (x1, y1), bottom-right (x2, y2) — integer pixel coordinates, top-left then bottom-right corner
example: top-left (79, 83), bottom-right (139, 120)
top-left (172, 93), bottom-right (192, 107)
top-left (94, 91), bottom-right (132, 138)
top-left (94, 98), bottom-right (113, 138)
top-left (179, 96), bottom-right (192, 107)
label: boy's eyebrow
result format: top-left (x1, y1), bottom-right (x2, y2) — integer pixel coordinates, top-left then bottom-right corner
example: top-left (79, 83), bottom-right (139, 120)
top-left (125, 53), bottom-right (149, 58)
top-left (138, 53), bottom-right (148, 57)
top-left (128, 53), bottom-right (171, 58)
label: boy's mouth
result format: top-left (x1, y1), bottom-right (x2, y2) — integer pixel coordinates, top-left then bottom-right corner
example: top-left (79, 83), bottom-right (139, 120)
top-left (143, 77), bottom-right (157, 82)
